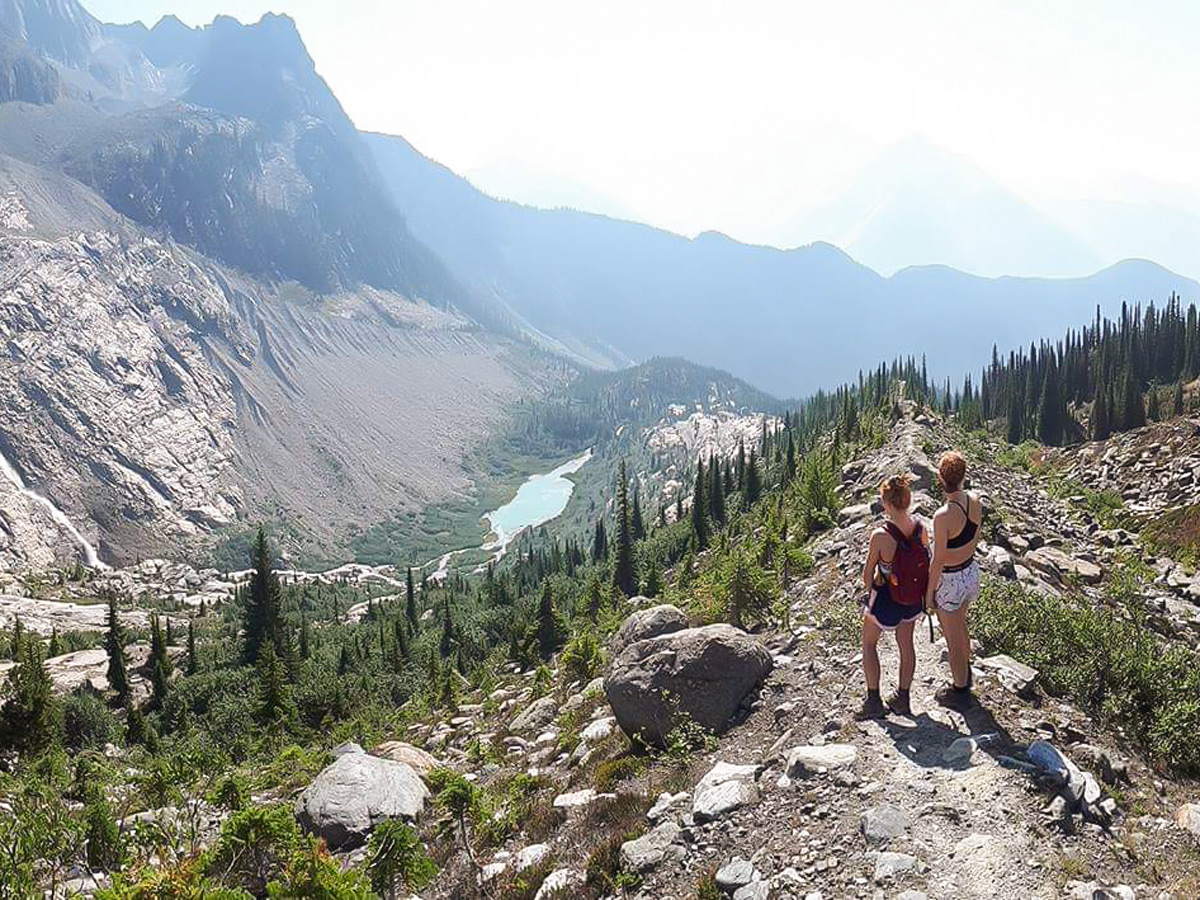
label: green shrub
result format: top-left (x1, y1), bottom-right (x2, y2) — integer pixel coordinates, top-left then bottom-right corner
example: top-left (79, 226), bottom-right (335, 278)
top-left (62, 692), bottom-right (121, 751)
top-left (266, 837), bottom-right (374, 899)
top-left (560, 631), bottom-right (604, 685)
top-left (974, 580), bottom-right (1200, 775)
top-left (204, 805), bottom-right (300, 896)
top-left (85, 795), bottom-right (123, 871)
top-left (594, 755), bottom-right (645, 792)
top-left (365, 820), bottom-right (437, 898)
top-left (695, 869), bottom-right (723, 900)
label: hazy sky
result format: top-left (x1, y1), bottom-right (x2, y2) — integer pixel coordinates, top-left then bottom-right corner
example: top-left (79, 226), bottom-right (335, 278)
top-left (88, 0), bottom-right (1200, 244)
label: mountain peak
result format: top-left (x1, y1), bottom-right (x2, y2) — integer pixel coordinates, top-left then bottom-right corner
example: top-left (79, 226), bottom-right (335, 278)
top-left (0, 0), bottom-right (102, 66)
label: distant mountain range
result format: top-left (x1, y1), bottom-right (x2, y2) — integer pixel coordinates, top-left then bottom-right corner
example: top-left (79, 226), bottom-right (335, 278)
top-left (365, 132), bottom-right (1198, 397)
top-left (0, 0), bottom-right (1197, 565)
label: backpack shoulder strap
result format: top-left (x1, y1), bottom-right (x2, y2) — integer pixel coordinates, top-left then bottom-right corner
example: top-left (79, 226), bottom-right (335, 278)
top-left (883, 521), bottom-right (908, 547)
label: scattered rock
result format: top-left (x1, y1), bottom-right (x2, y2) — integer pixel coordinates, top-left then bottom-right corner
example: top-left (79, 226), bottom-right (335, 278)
top-left (860, 804), bottom-right (909, 846)
top-left (510, 695), bottom-right (559, 732)
top-left (370, 741), bottom-right (441, 777)
top-left (716, 856), bottom-right (756, 891)
top-left (693, 761), bottom-right (760, 822)
top-left (872, 851), bottom-right (917, 882)
top-left (620, 821), bottom-right (684, 873)
top-left (784, 743), bottom-right (858, 779)
top-left (534, 868), bottom-right (584, 899)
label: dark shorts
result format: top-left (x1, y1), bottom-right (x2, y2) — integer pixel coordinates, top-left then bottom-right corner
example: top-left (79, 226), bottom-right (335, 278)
top-left (864, 583), bottom-right (924, 631)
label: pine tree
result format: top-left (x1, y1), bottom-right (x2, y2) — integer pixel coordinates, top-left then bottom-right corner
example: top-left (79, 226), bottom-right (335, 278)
top-left (256, 642), bottom-right (295, 726)
top-left (393, 619), bottom-right (409, 668)
top-left (298, 613), bottom-right (310, 660)
top-left (1091, 386), bottom-right (1111, 441)
top-left (1007, 389), bottom-right (1024, 444)
top-left (536, 581), bottom-right (564, 659)
top-left (642, 560), bottom-right (663, 598)
top-left (691, 458), bottom-right (709, 550)
top-left (592, 518), bottom-right (608, 562)
top-left (745, 450), bottom-right (762, 506)
top-left (148, 613), bottom-right (171, 707)
top-left (784, 432), bottom-right (796, 483)
top-left (48, 627), bottom-right (62, 659)
top-left (708, 455), bottom-right (726, 525)
top-left (1147, 382), bottom-right (1161, 421)
top-left (613, 461), bottom-right (637, 597)
top-left (440, 597), bottom-right (456, 659)
top-left (0, 640), bottom-right (57, 754)
top-left (1174, 380), bottom-right (1186, 416)
top-left (104, 593), bottom-right (130, 704)
top-left (631, 487), bottom-right (646, 541)
top-left (1037, 365), bottom-right (1064, 445)
top-left (186, 620), bottom-right (198, 676)
top-left (10, 615), bottom-right (22, 661)
top-left (405, 569), bottom-right (419, 630)
top-left (242, 528), bottom-right (285, 665)
top-left (1119, 368), bottom-right (1146, 430)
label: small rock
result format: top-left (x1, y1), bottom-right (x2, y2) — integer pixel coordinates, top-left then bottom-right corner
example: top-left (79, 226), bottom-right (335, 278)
top-left (693, 762), bottom-right (760, 822)
top-left (620, 821), bottom-right (683, 873)
top-left (873, 851), bottom-right (917, 882)
top-left (716, 856), bottom-right (756, 891)
top-left (785, 743), bottom-right (858, 778)
top-left (535, 868), bottom-right (584, 899)
top-left (860, 804), bottom-right (909, 846)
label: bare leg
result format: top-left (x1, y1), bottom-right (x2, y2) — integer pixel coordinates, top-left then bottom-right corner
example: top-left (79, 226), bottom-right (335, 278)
top-left (895, 619), bottom-right (917, 690)
top-left (862, 613), bottom-right (882, 691)
top-left (937, 606), bottom-right (971, 688)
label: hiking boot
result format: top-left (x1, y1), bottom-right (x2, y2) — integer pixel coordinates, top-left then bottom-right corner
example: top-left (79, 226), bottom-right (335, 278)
top-left (885, 689), bottom-right (912, 716)
top-left (935, 684), bottom-right (976, 711)
top-left (855, 691), bottom-right (886, 720)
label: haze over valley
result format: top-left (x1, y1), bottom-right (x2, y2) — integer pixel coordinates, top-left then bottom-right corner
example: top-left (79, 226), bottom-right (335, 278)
top-left (3, 3), bottom-right (1200, 898)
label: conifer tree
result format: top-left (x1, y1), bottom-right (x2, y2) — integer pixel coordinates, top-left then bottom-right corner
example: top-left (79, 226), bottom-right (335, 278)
top-left (736, 439), bottom-right (746, 490)
top-left (745, 450), bottom-right (762, 506)
top-left (1007, 389), bottom-right (1024, 444)
top-left (48, 627), bottom-right (61, 659)
top-left (298, 613), bottom-right (310, 661)
top-left (186, 620), bottom-right (198, 676)
top-left (393, 619), bottom-right (409, 667)
top-left (1091, 386), bottom-right (1111, 441)
top-left (1147, 383), bottom-right (1161, 421)
top-left (405, 568), bottom-right (419, 630)
top-left (1174, 380), bottom-right (1185, 416)
top-left (592, 519), bottom-right (608, 562)
top-left (708, 455), bottom-right (726, 525)
top-left (256, 642), bottom-right (295, 726)
top-left (440, 597), bottom-right (456, 659)
top-left (691, 458), bottom-right (709, 550)
top-left (149, 613), bottom-right (171, 707)
top-left (614, 460), bottom-right (638, 597)
top-left (784, 432), bottom-right (796, 483)
top-left (242, 528), bottom-right (285, 665)
top-left (631, 486), bottom-right (646, 541)
top-left (536, 581), bottom-right (564, 659)
top-left (642, 560), bottom-right (662, 598)
top-left (104, 593), bottom-right (130, 704)
top-left (0, 639), bottom-right (57, 754)
top-left (10, 614), bottom-right (21, 661)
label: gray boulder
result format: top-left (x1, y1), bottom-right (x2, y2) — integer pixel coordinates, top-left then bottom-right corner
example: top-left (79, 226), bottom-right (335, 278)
top-left (614, 604), bottom-right (689, 647)
top-left (294, 752), bottom-right (430, 849)
top-left (605, 623), bottom-right (772, 747)
top-left (510, 695), bottom-right (559, 732)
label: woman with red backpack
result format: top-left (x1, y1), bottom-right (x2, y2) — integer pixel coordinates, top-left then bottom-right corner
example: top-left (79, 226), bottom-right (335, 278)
top-left (857, 474), bottom-right (931, 719)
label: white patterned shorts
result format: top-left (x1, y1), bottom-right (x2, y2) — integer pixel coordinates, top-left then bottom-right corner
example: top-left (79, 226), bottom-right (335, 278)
top-left (935, 559), bottom-right (980, 613)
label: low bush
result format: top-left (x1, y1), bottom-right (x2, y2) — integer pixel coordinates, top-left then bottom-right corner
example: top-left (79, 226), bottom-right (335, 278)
top-left (974, 579), bottom-right (1200, 775)
top-left (594, 754), bottom-right (646, 792)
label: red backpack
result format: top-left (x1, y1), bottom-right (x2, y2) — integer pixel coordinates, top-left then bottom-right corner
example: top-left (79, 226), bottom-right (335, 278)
top-left (884, 521), bottom-right (930, 607)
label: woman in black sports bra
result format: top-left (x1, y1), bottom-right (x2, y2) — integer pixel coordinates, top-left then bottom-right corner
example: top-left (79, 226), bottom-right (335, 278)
top-left (926, 451), bottom-right (983, 710)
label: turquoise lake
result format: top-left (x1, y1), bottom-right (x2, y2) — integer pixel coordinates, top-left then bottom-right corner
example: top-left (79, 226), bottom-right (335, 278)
top-left (484, 449), bottom-right (592, 548)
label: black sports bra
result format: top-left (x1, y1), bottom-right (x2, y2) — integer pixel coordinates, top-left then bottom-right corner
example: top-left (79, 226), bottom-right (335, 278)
top-left (946, 496), bottom-right (978, 549)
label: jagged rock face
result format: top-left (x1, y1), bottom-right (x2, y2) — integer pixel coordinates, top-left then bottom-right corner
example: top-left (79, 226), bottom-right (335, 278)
top-left (0, 209), bottom-right (553, 568)
top-left (0, 228), bottom-right (241, 567)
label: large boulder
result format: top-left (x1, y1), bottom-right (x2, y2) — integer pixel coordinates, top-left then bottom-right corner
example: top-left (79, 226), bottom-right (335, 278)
top-left (294, 751), bottom-right (429, 849)
top-left (605, 622), bottom-right (772, 747)
top-left (613, 604), bottom-right (689, 647)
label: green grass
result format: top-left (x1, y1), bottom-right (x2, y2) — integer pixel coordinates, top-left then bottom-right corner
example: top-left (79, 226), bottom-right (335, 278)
top-left (1142, 503), bottom-right (1200, 569)
top-left (1045, 475), bottom-right (1128, 530)
top-left (974, 578), bottom-right (1200, 776)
